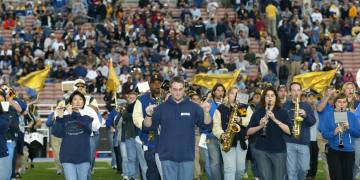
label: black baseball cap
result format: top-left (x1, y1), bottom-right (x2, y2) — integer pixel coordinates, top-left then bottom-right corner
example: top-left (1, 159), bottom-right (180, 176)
top-left (150, 74), bottom-right (163, 83)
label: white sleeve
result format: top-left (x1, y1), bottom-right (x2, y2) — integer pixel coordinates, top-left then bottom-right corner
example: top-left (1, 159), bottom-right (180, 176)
top-left (132, 100), bottom-right (144, 129)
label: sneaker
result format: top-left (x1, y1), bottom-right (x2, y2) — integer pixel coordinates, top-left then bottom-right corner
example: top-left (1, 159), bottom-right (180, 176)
top-left (56, 170), bottom-right (63, 175)
top-left (243, 173), bottom-right (248, 178)
top-left (254, 177), bottom-right (260, 180)
top-left (111, 165), bottom-right (117, 169)
top-left (122, 176), bottom-right (129, 180)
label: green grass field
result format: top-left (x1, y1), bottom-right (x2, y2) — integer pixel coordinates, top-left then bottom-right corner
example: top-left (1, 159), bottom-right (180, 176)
top-left (20, 161), bottom-right (335, 180)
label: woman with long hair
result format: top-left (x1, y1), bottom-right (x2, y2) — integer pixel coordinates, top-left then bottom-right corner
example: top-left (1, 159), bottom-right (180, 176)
top-left (246, 86), bottom-right (291, 180)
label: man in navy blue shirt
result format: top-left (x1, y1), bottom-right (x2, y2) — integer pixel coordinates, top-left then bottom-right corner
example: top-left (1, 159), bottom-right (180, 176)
top-left (283, 82), bottom-right (316, 180)
top-left (143, 76), bottom-right (211, 180)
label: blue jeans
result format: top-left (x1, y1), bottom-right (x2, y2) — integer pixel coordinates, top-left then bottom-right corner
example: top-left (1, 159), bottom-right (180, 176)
top-left (108, 130), bottom-right (116, 167)
top-left (286, 143), bottom-right (310, 180)
top-left (207, 134), bottom-right (223, 180)
top-left (125, 138), bottom-right (138, 178)
top-left (161, 160), bottom-right (194, 180)
top-left (253, 147), bottom-right (286, 180)
top-left (0, 156), bottom-right (11, 180)
top-left (201, 147), bottom-right (212, 179)
top-left (134, 137), bottom-right (148, 180)
top-left (88, 133), bottom-right (100, 180)
top-left (120, 142), bottom-right (129, 177)
top-left (6, 141), bottom-right (15, 180)
top-left (221, 141), bottom-right (247, 180)
top-left (249, 143), bottom-right (259, 178)
top-left (63, 162), bottom-right (90, 180)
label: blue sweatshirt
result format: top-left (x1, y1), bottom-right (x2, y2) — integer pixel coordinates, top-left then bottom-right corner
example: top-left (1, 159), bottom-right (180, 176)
top-left (320, 110), bottom-right (360, 152)
top-left (283, 100), bottom-right (316, 145)
top-left (143, 96), bottom-right (209, 162)
top-left (0, 113), bottom-right (10, 157)
top-left (247, 106), bottom-right (292, 153)
top-left (52, 112), bottom-right (93, 164)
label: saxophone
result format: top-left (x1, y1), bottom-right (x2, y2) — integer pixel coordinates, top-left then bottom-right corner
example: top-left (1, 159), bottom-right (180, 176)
top-left (293, 96), bottom-right (303, 139)
top-left (222, 103), bottom-right (241, 152)
top-left (148, 89), bottom-right (164, 142)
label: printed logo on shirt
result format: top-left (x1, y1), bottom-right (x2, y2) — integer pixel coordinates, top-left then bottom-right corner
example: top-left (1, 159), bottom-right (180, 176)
top-left (181, 112), bottom-right (191, 116)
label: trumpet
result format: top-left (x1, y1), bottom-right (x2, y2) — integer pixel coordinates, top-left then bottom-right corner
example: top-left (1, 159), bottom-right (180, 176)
top-left (0, 85), bottom-right (16, 98)
top-left (261, 102), bottom-right (271, 137)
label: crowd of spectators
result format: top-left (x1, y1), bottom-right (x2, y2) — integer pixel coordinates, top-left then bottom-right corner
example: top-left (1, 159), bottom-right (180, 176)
top-left (0, 0), bottom-right (359, 95)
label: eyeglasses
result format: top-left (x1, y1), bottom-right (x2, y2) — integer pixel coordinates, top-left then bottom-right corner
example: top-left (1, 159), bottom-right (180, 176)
top-left (76, 85), bottom-right (86, 88)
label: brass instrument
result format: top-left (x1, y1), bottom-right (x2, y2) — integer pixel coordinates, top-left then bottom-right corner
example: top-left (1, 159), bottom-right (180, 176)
top-left (293, 96), bottom-right (304, 139)
top-left (1, 85), bottom-right (16, 98)
top-left (148, 87), bottom-right (165, 142)
top-left (261, 102), bottom-right (271, 137)
top-left (222, 103), bottom-right (241, 152)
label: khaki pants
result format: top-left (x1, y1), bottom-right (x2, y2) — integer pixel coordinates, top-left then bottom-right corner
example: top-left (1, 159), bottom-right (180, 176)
top-left (194, 134), bottom-right (202, 179)
top-left (266, 17), bottom-right (277, 38)
top-left (317, 132), bottom-right (331, 180)
top-left (51, 135), bottom-right (63, 172)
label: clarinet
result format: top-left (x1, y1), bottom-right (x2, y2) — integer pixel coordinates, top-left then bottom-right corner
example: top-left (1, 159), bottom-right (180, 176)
top-left (261, 102), bottom-right (271, 137)
top-left (338, 108), bottom-right (345, 149)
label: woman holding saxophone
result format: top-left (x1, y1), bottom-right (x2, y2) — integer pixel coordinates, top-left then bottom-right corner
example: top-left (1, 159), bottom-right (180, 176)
top-left (320, 93), bottom-right (360, 180)
top-left (212, 87), bottom-right (252, 180)
top-left (246, 86), bottom-right (292, 180)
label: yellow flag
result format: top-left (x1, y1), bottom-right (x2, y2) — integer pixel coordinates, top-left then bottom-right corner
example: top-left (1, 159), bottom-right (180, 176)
top-left (192, 70), bottom-right (240, 90)
top-left (106, 59), bottom-right (120, 92)
top-left (293, 69), bottom-right (337, 93)
top-left (17, 65), bottom-right (50, 92)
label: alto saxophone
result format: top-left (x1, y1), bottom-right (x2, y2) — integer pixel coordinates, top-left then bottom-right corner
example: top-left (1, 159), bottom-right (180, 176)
top-left (293, 96), bottom-right (303, 139)
top-left (222, 103), bottom-right (241, 152)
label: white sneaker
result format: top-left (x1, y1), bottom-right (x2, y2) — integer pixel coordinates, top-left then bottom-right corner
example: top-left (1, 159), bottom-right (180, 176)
top-left (122, 176), bottom-right (129, 180)
top-left (243, 173), bottom-right (248, 178)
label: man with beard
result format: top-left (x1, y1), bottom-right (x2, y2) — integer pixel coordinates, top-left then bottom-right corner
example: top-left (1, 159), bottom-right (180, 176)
top-left (133, 74), bottom-right (164, 180)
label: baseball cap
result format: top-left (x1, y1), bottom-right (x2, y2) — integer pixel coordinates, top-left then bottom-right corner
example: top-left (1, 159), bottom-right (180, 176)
top-left (150, 74), bottom-right (163, 83)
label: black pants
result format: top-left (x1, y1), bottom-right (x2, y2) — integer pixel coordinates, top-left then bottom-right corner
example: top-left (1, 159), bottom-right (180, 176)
top-left (114, 146), bottom-right (122, 173)
top-left (326, 148), bottom-right (355, 180)
top-left (144, 148), bottom-right (161, 180)
top-left (307, 141), bottom-right (319, 178)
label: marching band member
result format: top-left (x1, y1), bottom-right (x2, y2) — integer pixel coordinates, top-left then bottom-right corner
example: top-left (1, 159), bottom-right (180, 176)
top-left (46, 100), bottom-right (66, 175)
top-left (283, 82), bottom-right (316, 180)
top-left (342, 82), bottom-right (359, 112)
top-left (133, 74), bottom-right (164, 180)
top-left (52, 91), bottom-right (95, 180)
top-left (206, 83), bottom-right (226, 180)
top-left (0, 90), bottom-right (11, 179)
top-left (143, 76), bottom-right (211, 180)
top-left (317, 86), bottom-right (337, 180)
top-left (320, 93), bottom-right (360, 180)
top-left (277, 85), bottom-right (288, 106)
top-left (0, 85), bottom-right (27, 180)
top-left (247, 90), bottom-right (262, 180)
top-left (116, 89), bottom-right (140, 180)
top-left (188, 91), bottom-right (204, 180)
top-left (71, 79), bottom-right (101, 179)
top-left (212, 87), bottom-right (253, 180)
top-left (247, 86), bottom-right (291, 180)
